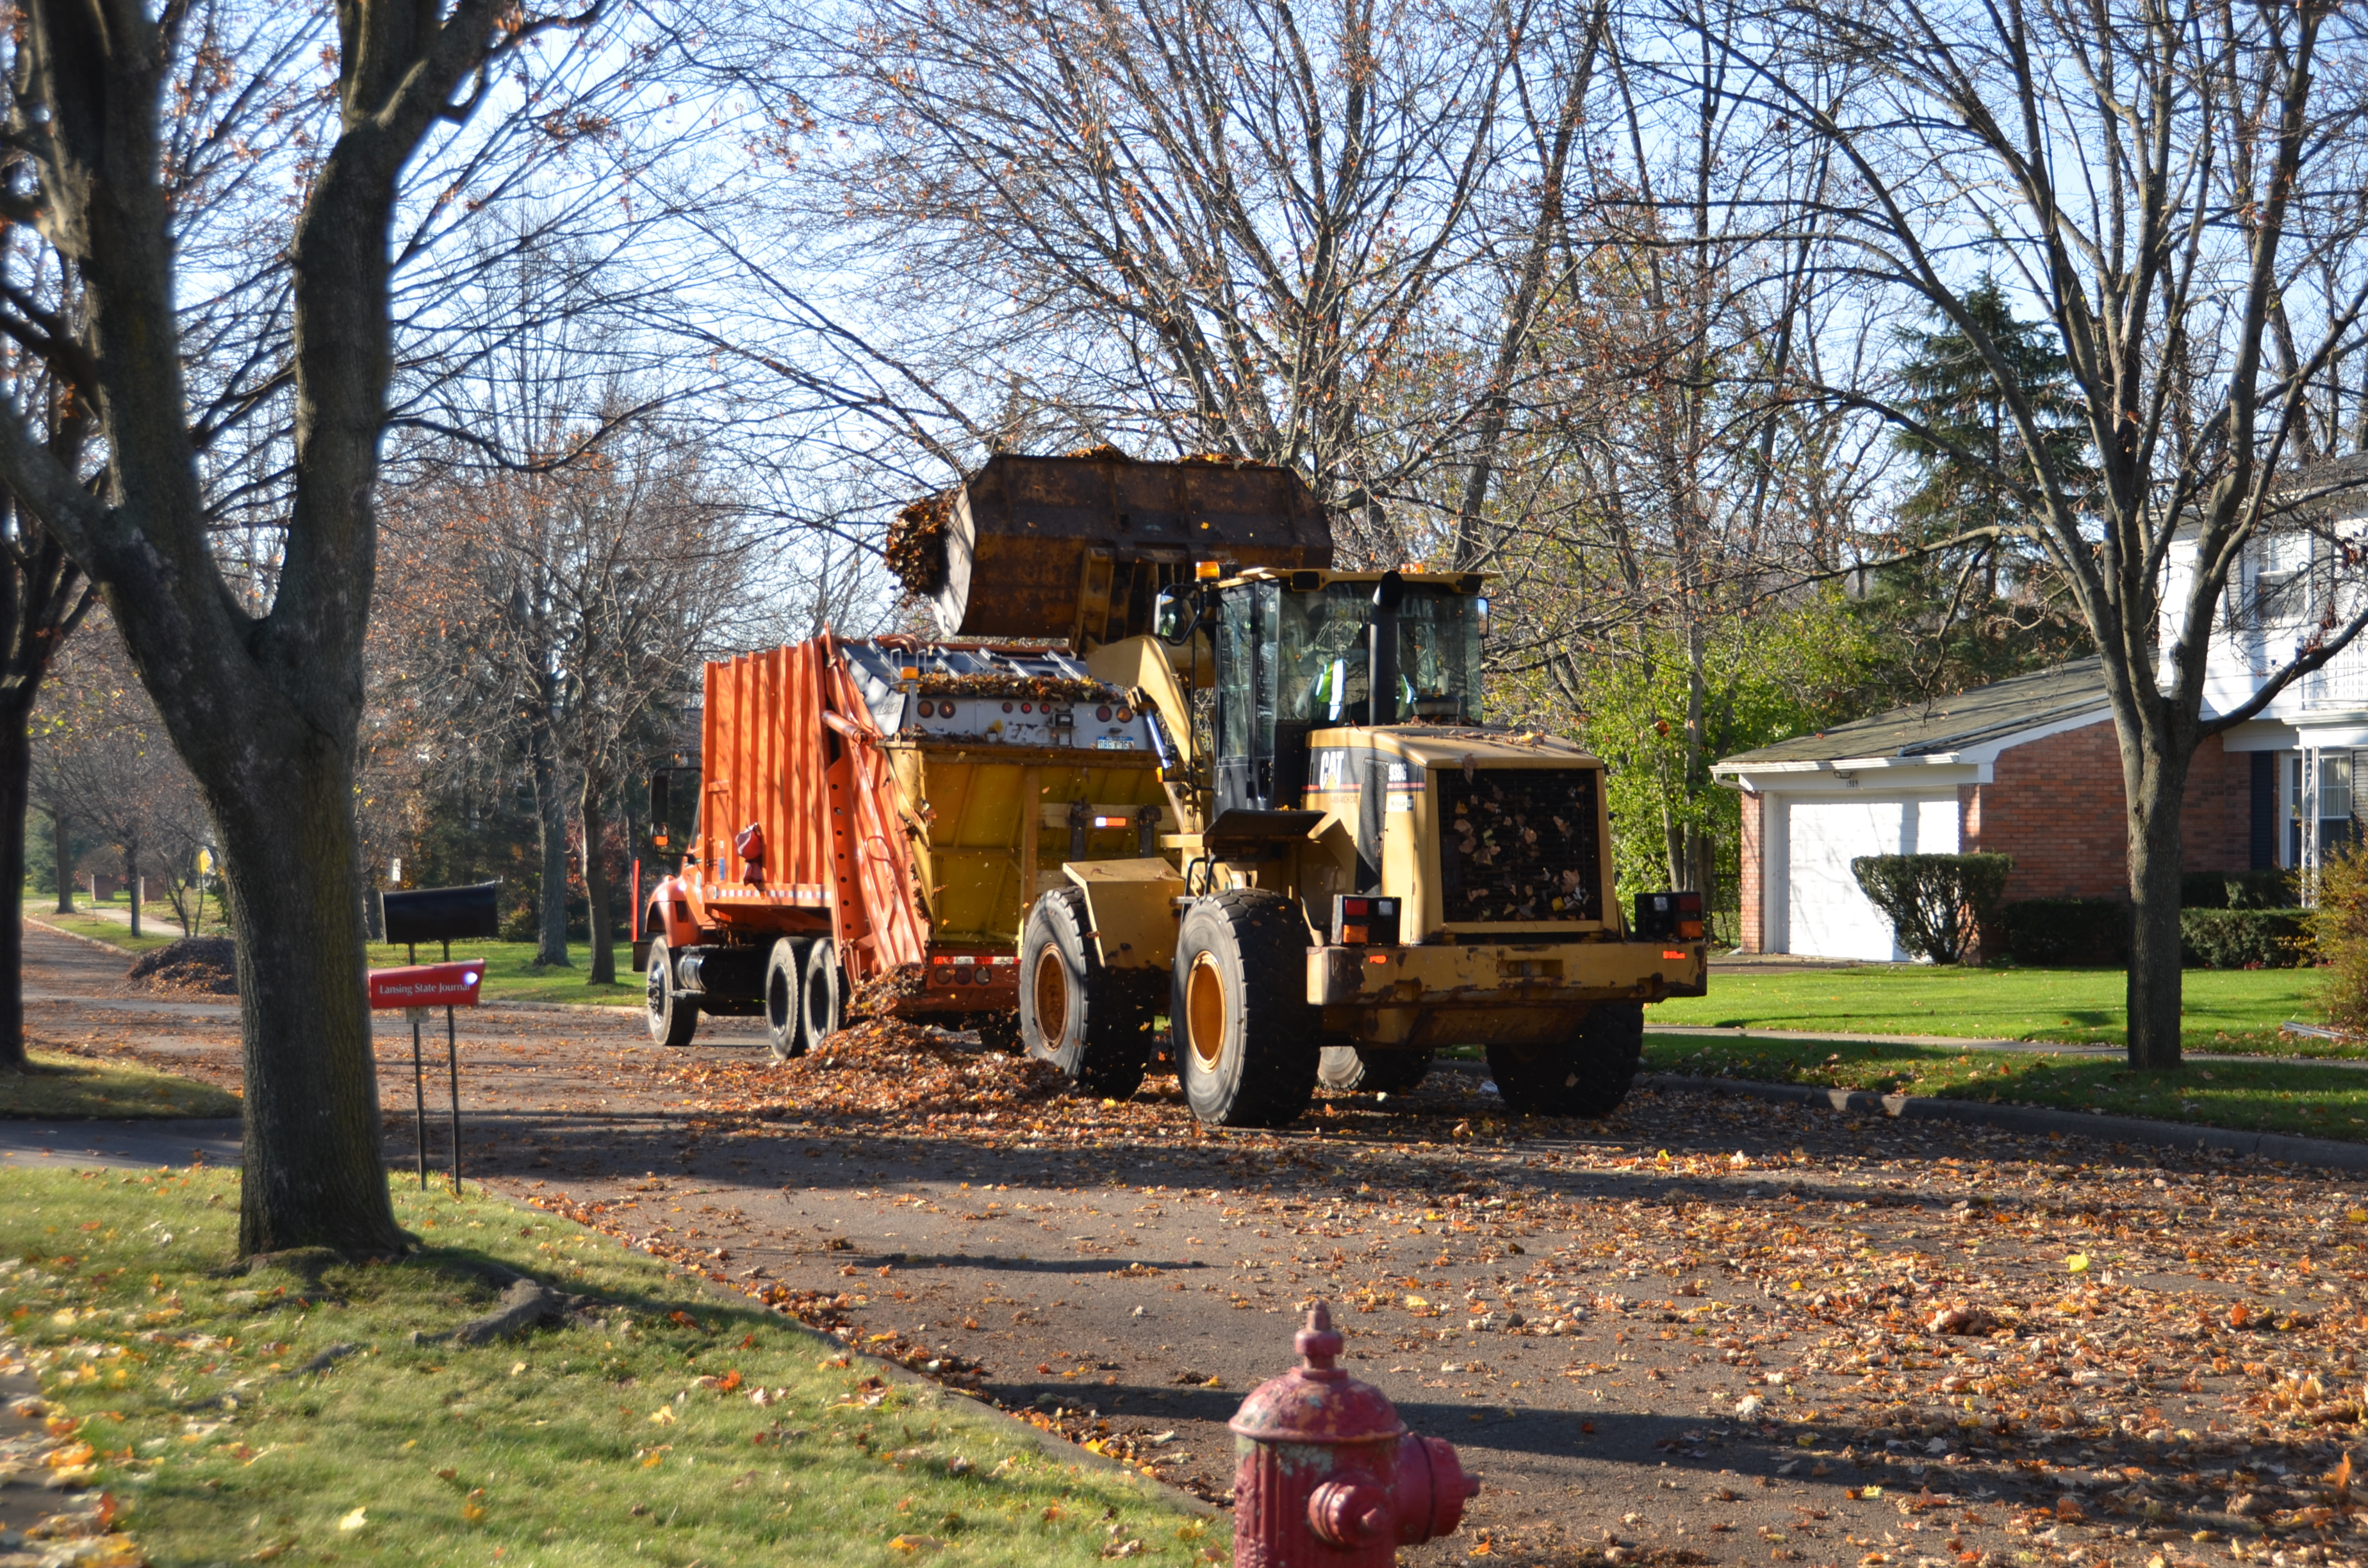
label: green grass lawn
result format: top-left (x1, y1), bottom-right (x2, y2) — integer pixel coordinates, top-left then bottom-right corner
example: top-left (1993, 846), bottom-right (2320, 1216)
top-left (0, 1049), bottom-right (238, 1118)
top-left (1650, 963), bottom-right (2334, 1056)
top-left (1646, 1031), bottom-right (2368, 1141)
top-left (2, 1169), bottom-right (1212, 1567)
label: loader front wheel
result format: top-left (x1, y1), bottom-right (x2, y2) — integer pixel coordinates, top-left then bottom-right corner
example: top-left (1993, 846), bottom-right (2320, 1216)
top-left (800, 938), bottom-right (844, 1052)
top-left (1317, 1045), bottom-right (1433, 1096)
top-left (1019, 888), bottom-right (1153, 1098)
top-left (1486, 1001), bottom-right (1643, 1118)
top-left (764, 938), bottom-right (810, 1062)
top-left (645, 938), bottom-right (700, 1050)
top-left (1172, 891), bottom-right (1319, 1127)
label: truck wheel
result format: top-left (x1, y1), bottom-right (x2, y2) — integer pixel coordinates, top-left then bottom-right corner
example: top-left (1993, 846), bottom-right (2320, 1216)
top-left (1487, 1001), bottom-right (1643, 1117)
top-left (1020, 888), bottom-right (1151, 1098)
top-left (1172, 890), bottom-right (1319, 1127)
top-left (1317, 1045), bottom-right (1433, 1095)
top-left (645, 938), bottom-right (700, 1049)
top-left (801, 938), bottom-right (844, 1051)
top-left (764, 938), bottom-right (810, 1063)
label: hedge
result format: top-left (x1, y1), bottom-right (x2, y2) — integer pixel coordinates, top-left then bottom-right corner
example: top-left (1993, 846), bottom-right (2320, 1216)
top-left (2178, 908), bottom-right (2308, 969)
top-left (2180, 869), bottom-right (2298, 910)
top-left (1991, 897), bottom-right (2130, 966)
top-left (1850, 853), bottom-right (2015, 964)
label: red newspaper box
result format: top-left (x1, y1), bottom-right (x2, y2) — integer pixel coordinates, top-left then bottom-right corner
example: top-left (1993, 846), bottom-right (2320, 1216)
top-left (366, 961), bottom-right (484, 1011)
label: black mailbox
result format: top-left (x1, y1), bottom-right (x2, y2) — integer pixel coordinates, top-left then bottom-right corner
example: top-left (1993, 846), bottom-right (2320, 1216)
top-left (382, 882), bottom-right (500, 946)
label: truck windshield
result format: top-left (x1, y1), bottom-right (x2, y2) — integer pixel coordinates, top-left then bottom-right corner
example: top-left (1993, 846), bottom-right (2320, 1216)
top-left (1279, 582), bottom-right (1483, 726)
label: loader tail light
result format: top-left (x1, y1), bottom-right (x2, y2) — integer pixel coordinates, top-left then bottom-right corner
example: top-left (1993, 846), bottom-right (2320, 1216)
top-left (1330, 895), bottom-right (1401, 947)
top-left (1634, 889), bottom-right (1704, 941)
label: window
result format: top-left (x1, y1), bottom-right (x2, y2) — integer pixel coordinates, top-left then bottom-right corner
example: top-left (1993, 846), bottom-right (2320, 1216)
top-left (2292, 750), bottom-right (2355, 819)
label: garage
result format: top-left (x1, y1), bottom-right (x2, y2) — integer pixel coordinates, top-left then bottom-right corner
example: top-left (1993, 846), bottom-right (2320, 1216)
top-left (1781, 796), bottom-right (1961, 961)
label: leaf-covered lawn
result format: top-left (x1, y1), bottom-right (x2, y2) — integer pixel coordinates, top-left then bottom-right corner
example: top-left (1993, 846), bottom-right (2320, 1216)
top-left (0, 1168), bottom-right (1216, 1568)
top-left (1651, 964), bottom-right (2340, 1056)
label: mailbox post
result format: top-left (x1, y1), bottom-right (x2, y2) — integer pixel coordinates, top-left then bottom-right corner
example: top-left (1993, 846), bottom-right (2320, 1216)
top-left (373, 883), bottom-right (500, 1193)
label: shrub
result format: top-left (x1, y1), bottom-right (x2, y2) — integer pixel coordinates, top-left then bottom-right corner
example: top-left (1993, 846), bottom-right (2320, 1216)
top-left (2182, 868), bottom-right (2298, 909)
top-left (1993, 897), bottom-right (2130, 966)
top-left (2305, 847), bottom-right (2368, 1032)
top-left (1850, 852), bottom-right (2015, 964)
top-left (2178, 908), bottom-right (2306, 968)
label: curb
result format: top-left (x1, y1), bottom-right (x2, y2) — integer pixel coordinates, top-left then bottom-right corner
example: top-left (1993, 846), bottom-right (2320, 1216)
top-left (1638, 1072), bottom-right (2368, 1173)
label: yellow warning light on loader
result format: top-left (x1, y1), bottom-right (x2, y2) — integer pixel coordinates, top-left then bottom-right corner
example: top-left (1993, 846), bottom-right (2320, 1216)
top-left (1194, 560), bottom-right (1222, 580)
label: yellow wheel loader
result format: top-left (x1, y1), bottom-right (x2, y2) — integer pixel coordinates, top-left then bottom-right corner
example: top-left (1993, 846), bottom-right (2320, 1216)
top-left (900, 450), bottom-right (1709, 1127)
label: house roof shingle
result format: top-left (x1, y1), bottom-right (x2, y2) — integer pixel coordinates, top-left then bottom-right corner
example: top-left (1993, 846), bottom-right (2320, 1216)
top-left (1716, 657), bottom-right (2110, 767)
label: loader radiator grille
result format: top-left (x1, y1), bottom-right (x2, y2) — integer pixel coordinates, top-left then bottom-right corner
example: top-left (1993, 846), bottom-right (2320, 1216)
top-left (1438, 768), bottom-right (1602, 923)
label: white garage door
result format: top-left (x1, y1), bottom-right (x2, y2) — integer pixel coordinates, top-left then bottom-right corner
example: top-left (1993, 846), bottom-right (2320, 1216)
top-left (1784, 796), bottom-right (1959, 961)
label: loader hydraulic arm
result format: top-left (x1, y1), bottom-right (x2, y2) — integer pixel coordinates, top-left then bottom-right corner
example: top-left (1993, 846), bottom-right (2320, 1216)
top-left (1085, 633), bottom-right (1207, 835)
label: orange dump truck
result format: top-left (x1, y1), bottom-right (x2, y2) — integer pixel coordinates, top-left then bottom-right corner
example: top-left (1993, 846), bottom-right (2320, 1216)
top-left (630, 633), bottom-right (1174, 1057)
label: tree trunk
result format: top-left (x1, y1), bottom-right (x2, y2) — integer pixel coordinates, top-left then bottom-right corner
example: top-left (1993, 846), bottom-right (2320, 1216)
top-left (0, 712), bottom-right (31, 1070)
top-left (529, 718), bottom-right (571, 968)
top-left (2124, 746), bottom-right (2191, 1070)
top-left (50, 810), bottom-right (71, 913)
top-left (210, 735), bottom-right (402, 1257)
top-left (581, 767), bottom-right (614, 985)
top-left (123, 838), bottom-right (140, 939)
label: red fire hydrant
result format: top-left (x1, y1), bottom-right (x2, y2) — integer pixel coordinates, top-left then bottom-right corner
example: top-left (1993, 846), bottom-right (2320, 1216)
top-left (1229, 1302), bottom-right (1479, 1568)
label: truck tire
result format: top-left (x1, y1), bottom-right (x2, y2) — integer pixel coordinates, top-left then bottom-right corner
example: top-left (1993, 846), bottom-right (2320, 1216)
top-left (1486, 1001), bottom-right (1643, 1117)
top-left (764, 938), bottom-right (810, 1063)
top-left (1172, 890), bottom-right (1319, 1127)
top-left (1020, 888), bottom-right (1152, 1098)
top-left (801, 938), bottom-right (844, 1051)
top-left (1317, 1045), bottom-right (1433, 1095)
top-left (645, 937), bottom-right (700, 1049)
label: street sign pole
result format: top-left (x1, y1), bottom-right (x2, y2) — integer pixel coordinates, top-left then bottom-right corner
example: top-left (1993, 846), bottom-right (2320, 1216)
top-left (408, 1006), bottom-right (428, 1189)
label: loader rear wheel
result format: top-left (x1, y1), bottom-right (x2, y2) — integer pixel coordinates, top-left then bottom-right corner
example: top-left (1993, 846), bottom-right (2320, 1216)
top-left (1317, 1045), bottom-right (1433, 1096)
top-left (801, 938), bottom-right (844, 1052)
top-left (1019, 888), bottom-right (1153, 1098)
top-left (1172, 890), bottom-right (1319, 1128)
top-left (764, 938), bottom-right (810, 1063)
top-left (1486, 1001), bottom-right (1643, 1118)
top-left (645, 938), bottom-right (700, 1050)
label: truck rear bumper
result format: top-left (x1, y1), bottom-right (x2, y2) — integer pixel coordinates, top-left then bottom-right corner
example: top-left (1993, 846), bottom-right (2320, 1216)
top-left (1307, 939), bottom-right (1707, 1008)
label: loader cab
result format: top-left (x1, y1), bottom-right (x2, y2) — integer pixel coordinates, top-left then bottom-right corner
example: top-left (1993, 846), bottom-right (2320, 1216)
top-left (1175, 569), bottom-right (1488, 814)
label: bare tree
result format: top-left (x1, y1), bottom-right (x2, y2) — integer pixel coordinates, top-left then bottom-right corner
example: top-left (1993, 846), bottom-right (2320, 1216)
top-left (381, 407), bottom-right (751, 984)
top-left (1668, 0), bottom-right (2368, 1065)
top-left (32, 616), bottom-right (208, 942)
top-left (703, 0), bottom-right (1535, 557)
top-left (0, 0), bottom-right (614, 1255)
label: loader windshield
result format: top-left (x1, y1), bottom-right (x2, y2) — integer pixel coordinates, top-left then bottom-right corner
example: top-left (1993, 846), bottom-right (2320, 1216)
top-left (1281, 581), bottom-right (1483, 726)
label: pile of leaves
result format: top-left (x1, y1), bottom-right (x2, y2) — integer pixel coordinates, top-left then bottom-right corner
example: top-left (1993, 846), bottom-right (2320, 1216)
top-left (680, 1017), bottom-right (1066, 1123)
top-left (885, 491), bottom-right (954, 598)
top-left (125, 936), bottom-right (237, 995)
top-left (850, 963), bottom-right (928, 1015)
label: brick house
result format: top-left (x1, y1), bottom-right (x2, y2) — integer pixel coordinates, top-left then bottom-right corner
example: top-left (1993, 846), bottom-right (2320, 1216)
top-left (1709, 658), bottom-right (2289, 959)
top-left (1711, 454), bottom-right (2368, 958)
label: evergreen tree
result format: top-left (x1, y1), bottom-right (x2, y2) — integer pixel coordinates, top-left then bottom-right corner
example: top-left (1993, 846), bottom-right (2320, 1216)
top-left (1853, 277), bottom-right (2092, 703)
